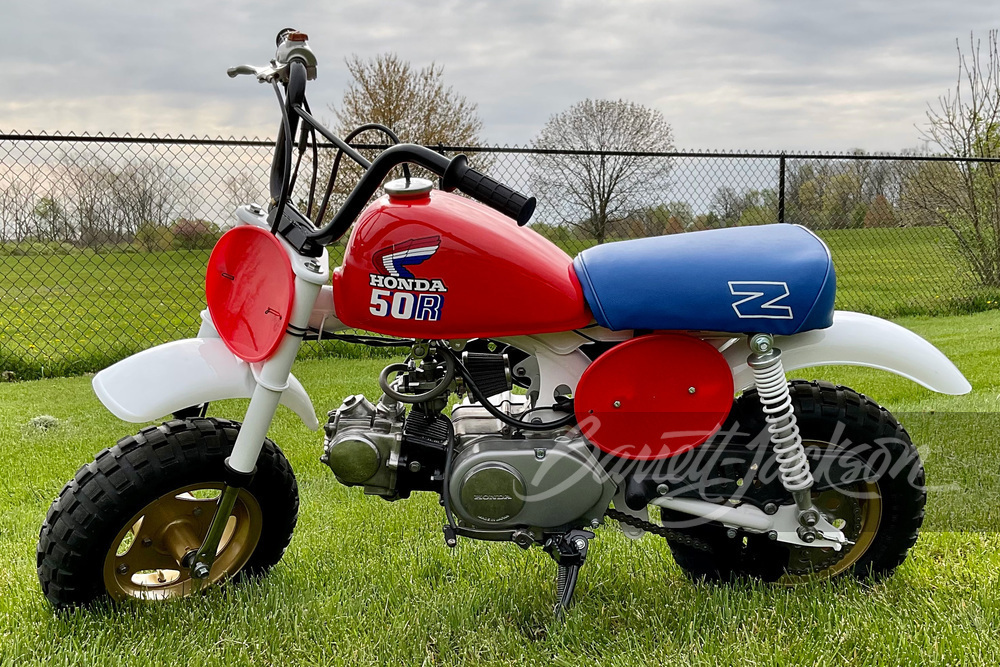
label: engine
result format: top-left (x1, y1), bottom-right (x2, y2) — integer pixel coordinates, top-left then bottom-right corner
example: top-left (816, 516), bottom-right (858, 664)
top-left (321, 393), bottom-right (613, 534)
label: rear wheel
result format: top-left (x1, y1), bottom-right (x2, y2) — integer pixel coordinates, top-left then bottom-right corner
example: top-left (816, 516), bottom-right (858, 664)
top-left (665, 380), bottom-right (925, 584)
top-left (37, 418), bottom-right (298, 608)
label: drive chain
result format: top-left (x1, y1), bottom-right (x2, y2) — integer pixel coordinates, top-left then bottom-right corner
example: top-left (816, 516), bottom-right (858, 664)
top-left (605, 507), bottom-right (713, 552)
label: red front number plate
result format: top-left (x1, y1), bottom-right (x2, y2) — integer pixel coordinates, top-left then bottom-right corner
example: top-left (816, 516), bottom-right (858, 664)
top-left (205, 226), bottom-right (295, 363)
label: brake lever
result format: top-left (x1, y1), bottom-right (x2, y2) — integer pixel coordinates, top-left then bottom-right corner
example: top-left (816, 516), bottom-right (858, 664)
top-left (227, 64), bottom-right (259, 78)
top-left (226, 62), bottom-right (288, 83)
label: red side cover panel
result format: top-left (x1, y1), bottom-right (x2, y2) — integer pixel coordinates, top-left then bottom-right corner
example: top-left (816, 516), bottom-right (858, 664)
top-left (206, 226), bottom-right (295, 362)
top-left (574, 334), bottom-right (734, 460)
top-left (334, 190), bottom-right (592, 338)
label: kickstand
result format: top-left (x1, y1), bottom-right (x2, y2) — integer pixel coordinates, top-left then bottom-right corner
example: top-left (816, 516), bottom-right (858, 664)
top-left (544, 529), bottom-right (593, 619)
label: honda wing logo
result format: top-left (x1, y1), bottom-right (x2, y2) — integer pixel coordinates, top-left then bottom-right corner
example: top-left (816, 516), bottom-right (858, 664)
top-left (372, 235), bottom-right (441, 278)
top-left (368, 235), bottom-right (447, 323)
top-left (728, 281), bottom-right (794, 320)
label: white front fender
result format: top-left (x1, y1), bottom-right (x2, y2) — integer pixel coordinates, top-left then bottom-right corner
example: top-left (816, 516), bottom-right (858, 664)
top-left (725, 310), bottom-right (971, 395)
top-left (92, 338), bottom-right (319, 430)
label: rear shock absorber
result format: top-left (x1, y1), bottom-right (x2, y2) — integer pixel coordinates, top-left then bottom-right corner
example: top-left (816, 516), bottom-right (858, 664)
top-left (747, 333), bottom-right (821, 535)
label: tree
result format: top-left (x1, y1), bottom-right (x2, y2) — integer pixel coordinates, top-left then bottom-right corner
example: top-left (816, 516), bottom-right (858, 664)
top-left (225, 170), bottom-right (263, 212)
top-left (821, 171), bottom-right (863, 229)
top-left (135, 222), bottom-right (175, 252)
top-left (33, 195), bottom-right (66, 242)
top-left (111, 160), bottom-right (182, 243)
top-left (710, 186), bottom-right (745, 227)
top-left (530, 99), bottom-right (674, 244)
top-left (61, 152), bottom-right (115, 247)
top-left (691, 211), bottom-right (723, 231)
top-left (0, 171), bottom-right (39, 243)
top-left (736, 189), bottom-right (778, 226)
top-left (322, 53), bottom-right (486, 222)
top-left (623, 201), bottom-right (693, 236)
top-left (913, 30), bottom-right (1000, 285)
top-left (170, 218), bottom-right (220, 250)
top-left (332, 53), bottom-right (484, 146)
top-left (864, 194), bottom-right (896, 228)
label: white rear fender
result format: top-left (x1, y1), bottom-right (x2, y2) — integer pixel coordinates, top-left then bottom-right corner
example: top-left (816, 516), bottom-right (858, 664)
top-left (724, 310), bottom-right (971, 395)
top-left (92, 338), bottom-right (319, 430)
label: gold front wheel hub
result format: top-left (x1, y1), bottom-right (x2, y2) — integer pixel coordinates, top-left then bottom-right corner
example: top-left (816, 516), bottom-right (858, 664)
top-left (102, 483), bottom-right (263, 601)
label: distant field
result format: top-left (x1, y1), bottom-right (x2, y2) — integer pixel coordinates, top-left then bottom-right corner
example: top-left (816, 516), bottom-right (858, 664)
top-left (2, 226), bottom-right (995, 379)
top-left (1, 250), bottom-right (211, 379)
top-left (555, 226), bottom-right (991, 316)
top-left (817, 227), bottom-right (995, 317)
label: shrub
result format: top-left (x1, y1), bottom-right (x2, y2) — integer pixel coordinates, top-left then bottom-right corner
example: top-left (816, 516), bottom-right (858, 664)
top-left (135, 223), bottom-right (176, 252)
top-left (0, 241), bottom-right (76, 256)
top-left (170, 218), bottom-right (221, 250)
top-left (530, 222), bottom-right (575, 243)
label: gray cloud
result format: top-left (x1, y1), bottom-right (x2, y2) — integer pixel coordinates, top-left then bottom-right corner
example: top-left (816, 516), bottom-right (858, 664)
top-left (1, 0), bottom-right (996, 150)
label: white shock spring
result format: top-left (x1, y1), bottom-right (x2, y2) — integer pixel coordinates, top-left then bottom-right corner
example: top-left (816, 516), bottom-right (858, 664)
top-left (749, 348), bottom-right (814, 494)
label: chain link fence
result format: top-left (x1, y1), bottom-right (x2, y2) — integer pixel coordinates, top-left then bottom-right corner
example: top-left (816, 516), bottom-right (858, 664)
top-left (2, 132), bottom-right (997, 380)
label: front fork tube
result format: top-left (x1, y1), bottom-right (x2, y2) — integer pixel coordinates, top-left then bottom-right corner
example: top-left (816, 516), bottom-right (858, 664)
top-left (191, 275), bottom-right (322, 579)
top-left (746, 333), bottom-right (823, 540)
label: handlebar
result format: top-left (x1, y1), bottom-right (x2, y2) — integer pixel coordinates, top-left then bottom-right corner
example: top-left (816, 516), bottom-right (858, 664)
top-left (238, 29), bottom-right (536, 254)
top-left (298, 143), bottom-right (452, 246)
top-left (442, 155), bottom-right (536, 226)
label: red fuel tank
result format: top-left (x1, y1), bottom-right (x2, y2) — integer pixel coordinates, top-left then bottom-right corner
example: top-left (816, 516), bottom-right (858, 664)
top-left (333, 185), bottom-right (592, 338)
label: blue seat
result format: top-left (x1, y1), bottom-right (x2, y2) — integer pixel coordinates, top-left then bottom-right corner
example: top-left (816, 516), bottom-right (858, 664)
top-left (572, 224), bottom-right (836, 336)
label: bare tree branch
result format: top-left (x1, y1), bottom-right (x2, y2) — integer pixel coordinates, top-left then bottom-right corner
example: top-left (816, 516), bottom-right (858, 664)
top-left (529, 99), bottom-right (673, 244)
top-left (914, 30), bottom-right (1000, 286)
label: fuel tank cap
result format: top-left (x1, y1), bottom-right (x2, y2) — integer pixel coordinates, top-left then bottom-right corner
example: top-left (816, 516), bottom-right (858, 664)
top-left (384, 176), bottom-right (434, 201)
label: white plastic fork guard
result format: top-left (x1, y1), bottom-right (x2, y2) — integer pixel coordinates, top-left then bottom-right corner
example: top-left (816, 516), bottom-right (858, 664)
top-left (92, 338), bottom-right (319, 430)
top-left (724, 310), bottom-right (972, 396)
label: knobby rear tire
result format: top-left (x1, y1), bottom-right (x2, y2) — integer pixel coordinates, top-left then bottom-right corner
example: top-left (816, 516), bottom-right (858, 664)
top-left (665, 380), bottom-right (926, 584)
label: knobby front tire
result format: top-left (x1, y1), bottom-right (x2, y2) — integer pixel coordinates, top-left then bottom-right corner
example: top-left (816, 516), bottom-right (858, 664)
top-left (37, 418), bottom-right (298, 608)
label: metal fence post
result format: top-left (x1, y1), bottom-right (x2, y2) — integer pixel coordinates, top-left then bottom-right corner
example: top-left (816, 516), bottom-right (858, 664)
top-left (778, 152), bottom-right (786, 225)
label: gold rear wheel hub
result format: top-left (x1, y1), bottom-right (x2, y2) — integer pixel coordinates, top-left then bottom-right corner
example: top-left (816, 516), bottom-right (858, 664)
top-left (779, 477), bottom-right (883, 584)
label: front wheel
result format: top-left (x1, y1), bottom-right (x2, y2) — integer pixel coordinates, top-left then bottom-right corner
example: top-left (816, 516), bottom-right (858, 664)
top-left (37, 418), bottom-right (298, 608)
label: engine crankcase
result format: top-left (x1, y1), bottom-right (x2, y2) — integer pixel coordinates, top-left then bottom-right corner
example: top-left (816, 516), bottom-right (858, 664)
top-left (448, 434), bottom-right (610, 531)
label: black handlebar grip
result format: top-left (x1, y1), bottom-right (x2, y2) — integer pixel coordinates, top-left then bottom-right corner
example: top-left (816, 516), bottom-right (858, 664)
top-left (442, 155), bottom-right (536, 226)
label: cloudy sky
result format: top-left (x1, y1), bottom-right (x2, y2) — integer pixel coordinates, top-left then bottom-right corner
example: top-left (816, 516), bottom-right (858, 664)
top-left (1, 1), bottom-right (997, 152)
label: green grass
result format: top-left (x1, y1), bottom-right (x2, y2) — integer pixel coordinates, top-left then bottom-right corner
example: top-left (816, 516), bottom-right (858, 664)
top-left (0, 312), bottom-right (998, 665)
top-left (1, 250), bottom-right (212, 380)
top-left (0, 248), bottom-right (386, 381)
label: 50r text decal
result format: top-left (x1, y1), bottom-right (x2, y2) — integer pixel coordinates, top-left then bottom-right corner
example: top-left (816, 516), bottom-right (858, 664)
top-left (368, 235), bottom-right (447, 322)
top-left (370, 290), bottom-right (443, 321)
